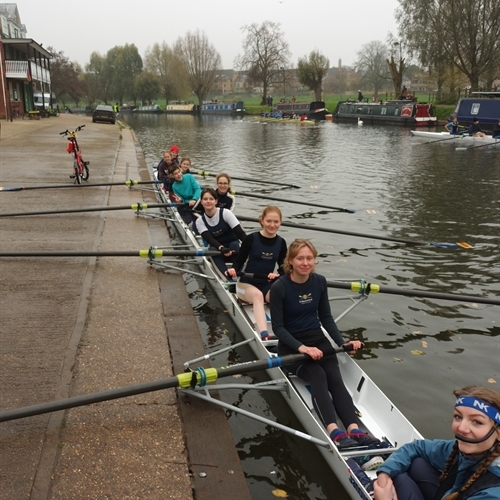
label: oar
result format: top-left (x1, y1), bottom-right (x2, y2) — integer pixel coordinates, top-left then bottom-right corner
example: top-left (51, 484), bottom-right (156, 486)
top-left (0, 249), bottom-right (223, 258)
top-left (0, 180), bottom-right (158, 192)
top-left (236, 215), bottom-right (474, 249)
top-left (0, 202), bottom-right (185, 218)
top-left (414, 133), bottom-right (467, 145)
top-left (231, 190), bottom-right (356, 214)
top-left (326, 280), bottom-right (500, 306)
top-left (0, 346), bottom-right (352, 422)
top-left (195, 170), bottom-right (301, 189)
top-left (461, 139), bottom-right (500, 150)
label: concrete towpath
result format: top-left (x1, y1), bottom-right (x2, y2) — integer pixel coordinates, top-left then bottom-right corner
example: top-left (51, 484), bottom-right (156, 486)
top-left (0, 115), bottom-right (251, 499)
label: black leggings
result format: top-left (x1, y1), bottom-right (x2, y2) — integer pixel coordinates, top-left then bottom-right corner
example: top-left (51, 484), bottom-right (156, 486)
top-left (393, 457), bottom-right (440, 500)
top-left (277, 337), bottom-right (358, 428)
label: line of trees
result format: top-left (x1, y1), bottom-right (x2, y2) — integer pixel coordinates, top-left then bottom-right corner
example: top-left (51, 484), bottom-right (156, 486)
top-left (49, 4), bottom-right (499, 108)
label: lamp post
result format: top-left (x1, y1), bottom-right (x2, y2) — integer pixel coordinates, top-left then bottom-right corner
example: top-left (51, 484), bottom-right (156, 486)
top-left (280, 66), bottom-right (286, 101)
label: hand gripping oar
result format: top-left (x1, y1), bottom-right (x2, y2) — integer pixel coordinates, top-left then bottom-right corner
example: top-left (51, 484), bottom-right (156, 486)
top-left (230, 190), bottom-right (356, 214)
top-left (236, 216), bottom-right (474, 249)
top-left (195, 170), bottom-right (301, 189)
top-left (0, 180), bottom-right (158, 192)
top-left (0, 202), bottom-right (186, 218)
top-left (0, 248), bottom-right (226, 258)
top-left (0, 346), bottom-right (352, 422)
top-left (326, 280), bottom-right (500, 306)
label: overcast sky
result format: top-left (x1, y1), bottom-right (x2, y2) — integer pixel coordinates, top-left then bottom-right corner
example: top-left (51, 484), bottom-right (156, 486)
top-left (18, 0), bottom-right (400, 69)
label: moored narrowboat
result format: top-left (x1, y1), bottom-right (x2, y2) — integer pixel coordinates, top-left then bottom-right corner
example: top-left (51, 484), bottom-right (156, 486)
top-left (165, 102), bottom-right (200, 114)
top-left (134, 105), bottom-right (163, 114)
top-left (333, 100), bottom-right (437, 126)
top-left (273, 101), bottom-right (329, 120)
top-left (201, 100), bottom-right (245, 116)
top-left (453, 92), bottom-right (500, 132)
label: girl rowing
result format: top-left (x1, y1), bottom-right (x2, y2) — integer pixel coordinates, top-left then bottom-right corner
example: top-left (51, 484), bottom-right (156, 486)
top-left (167, 164), bottom-right (201, 225)
top-left (270, 239), bottom-right (379, 450)
top-left (226, 206), bottom-right (287, 340)
top-left (180, 157), bottom-right (191, 174)
top-left (157, 151), bottom-right (174, 193)
top-left (195, 188), bottom-right (246, 274)
top-left (374, 385), bottom-right (500, 499)
top-left (215, 173), bottom-right (236, 211)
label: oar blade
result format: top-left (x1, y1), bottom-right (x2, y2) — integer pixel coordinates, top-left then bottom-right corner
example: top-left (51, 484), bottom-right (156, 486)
top-left (430, 241), bottom-right (474, 249)
top-left (0, 186), bottom-right (24, 192)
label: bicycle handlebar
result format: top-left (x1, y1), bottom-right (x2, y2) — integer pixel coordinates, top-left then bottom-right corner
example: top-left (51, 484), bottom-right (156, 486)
top-left (60, 125), bottom-right (85, 136)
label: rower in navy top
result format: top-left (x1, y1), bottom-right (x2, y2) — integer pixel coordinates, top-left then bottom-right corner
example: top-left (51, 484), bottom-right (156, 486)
top-left (215, 173), bottom-right (236, 211)
top-left (492, 119), bottom-right (500, 139)
top-left (195, 188), bottom-right (246, 274)
top-left (226, 206), bottom-right (287, 340)
top-left (270, 239), bottom-right (379, 451)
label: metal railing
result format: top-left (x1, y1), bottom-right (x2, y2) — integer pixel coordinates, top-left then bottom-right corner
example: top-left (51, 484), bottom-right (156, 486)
top-left (5, 60), bottom-right (51, 84)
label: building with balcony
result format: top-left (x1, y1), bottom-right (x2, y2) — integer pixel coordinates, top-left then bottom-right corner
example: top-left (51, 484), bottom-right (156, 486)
top-left (1, 3), bottom-right (53, 119)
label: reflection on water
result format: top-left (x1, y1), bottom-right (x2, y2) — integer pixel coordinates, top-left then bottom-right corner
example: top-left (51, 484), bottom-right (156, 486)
top-left (124, 113), bottom-right (500, 499)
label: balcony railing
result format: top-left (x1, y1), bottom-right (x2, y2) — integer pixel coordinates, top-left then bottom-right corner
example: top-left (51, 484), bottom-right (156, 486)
top-left (5, 60), bottom-right (51, 84)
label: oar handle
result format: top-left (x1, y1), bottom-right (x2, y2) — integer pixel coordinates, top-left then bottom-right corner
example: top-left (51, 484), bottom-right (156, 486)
top-left (236, 272), bottom-right (279, 281)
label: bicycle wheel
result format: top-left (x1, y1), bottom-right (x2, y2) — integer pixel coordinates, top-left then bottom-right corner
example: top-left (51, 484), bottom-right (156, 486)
top-left (74, 161), bottom-right (82, 184)
top-left (82, 163), bottom-right (90, 181)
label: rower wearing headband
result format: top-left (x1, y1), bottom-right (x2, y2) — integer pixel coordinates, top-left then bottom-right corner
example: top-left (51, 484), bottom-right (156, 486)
top-left (373, 386), bottom-right (500, 500)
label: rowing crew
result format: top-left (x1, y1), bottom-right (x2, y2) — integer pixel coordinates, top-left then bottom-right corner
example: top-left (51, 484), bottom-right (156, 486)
top-left (445, 117), bottom-right (500, 138)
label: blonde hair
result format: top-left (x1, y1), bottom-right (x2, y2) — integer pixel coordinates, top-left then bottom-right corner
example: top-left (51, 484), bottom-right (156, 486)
top-left (441, 386), bottom-right (500, 500)
top-left (283, 239), bottom-right (317, 274)
top-left (258, 205), bottom-right (282, 227)
top-left (216, 172), bottom-right (231, 188)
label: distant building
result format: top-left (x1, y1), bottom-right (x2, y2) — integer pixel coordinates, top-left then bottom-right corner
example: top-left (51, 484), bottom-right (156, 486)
top-left (0, 3), bottom-right (53, 119)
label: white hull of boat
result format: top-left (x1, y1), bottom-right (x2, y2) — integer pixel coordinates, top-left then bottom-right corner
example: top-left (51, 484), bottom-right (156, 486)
top-left (411, 130), bottom-right (499, 144)
top-left (151, 178), bottom-right (423, 499)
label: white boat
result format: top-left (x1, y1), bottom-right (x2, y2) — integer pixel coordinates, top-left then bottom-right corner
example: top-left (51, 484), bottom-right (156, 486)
top-left (147, 176), bottom-right (423, 499)
top-left (411, 130), bottom-right (500, 144)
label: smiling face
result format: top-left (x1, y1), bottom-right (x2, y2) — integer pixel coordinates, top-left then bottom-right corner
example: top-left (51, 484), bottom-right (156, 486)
top-left (452, 405), bottom-right (500, 454)
top-left (217, 176), bottom-right (230, 195)
top-left (180, 159), bottom-right (191, 173)
top-left (260, 210), bottom-right (281, 237)
top-left (201, 192), bottom-right (217, 211)
top-left (289, 246), bottom-right (316, 280)
top-left (163, 152), bottom-right (172, 163)
top-left (170, 167), bottom-right (182, 181)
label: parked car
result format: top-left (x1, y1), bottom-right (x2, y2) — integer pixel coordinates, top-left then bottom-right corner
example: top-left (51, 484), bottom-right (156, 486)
top-left (92, 105), bottom-right (116, 124)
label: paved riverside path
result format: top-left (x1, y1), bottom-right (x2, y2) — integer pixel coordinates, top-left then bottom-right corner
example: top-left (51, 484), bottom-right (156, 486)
top-left (0, 115), bottom-right (250, 500)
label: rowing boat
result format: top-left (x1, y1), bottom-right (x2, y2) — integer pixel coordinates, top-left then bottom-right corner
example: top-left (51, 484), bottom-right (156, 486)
top-left (150, 175), bottom-right (423, 499)
top-left (411, 130), bottom-right (500, 144)
top-left (253, 117), bottom-right (316, 125)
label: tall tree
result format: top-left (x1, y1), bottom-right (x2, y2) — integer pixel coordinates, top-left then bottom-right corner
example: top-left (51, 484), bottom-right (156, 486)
top-left (173, 30), bottom-right (221, 107)
top-left (143, 42), bottom-right (188, 103)
top-left (386, 35), bottom-right (408, 96)
top-left (134, 72), bottom-right (160, 105)
top-left (396, 0), bottom-right (500, 91)
top-left (354, 41), bottom-right (390, 98)
top-left (235, 21), bottom-right (291, 105)
top-left (296, 50), bottom-right (330, 101)
top-left (47, 47), bottom-right (81, 105)
top-left (82, 51), bottom-right (106, 106)
top-left (106, 44), bottom-right (143, 105)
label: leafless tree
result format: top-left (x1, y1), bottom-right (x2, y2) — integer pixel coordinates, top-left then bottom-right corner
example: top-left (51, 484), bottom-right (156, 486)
top-left (173, 30), bottom-right (221, 107)
top-left (235, 21), bottom-right (291, 105)
top-left (296, 50), bottom-right (330, 101)
top-left (354, 41), bottom-right (390, 98)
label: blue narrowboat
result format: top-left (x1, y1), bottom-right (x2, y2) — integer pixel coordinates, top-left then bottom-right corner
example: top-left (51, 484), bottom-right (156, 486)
top-left (273, 101), bottom-right (329, 120)
top-left (453, 92), bottom-right (500, 132)
top-left (201, 100), bottom-right (245, 116)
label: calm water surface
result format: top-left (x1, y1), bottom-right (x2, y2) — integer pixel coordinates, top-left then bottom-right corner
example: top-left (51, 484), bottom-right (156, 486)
top-left (123, 113), bottom-right (499, 499)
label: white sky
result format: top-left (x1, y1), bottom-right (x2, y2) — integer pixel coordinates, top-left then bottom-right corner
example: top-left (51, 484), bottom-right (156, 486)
top-left (17, 0), bottom-right (400, 69)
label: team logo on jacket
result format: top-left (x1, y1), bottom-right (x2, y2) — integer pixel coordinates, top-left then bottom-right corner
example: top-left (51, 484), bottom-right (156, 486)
top-left (298, 293), bottom-right (312, 305)
top-left (261, 251), bottom-right (274, 260)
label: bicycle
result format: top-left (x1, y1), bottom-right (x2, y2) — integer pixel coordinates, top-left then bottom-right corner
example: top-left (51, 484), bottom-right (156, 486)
top-left (60, 125), bottom-right (90, 184)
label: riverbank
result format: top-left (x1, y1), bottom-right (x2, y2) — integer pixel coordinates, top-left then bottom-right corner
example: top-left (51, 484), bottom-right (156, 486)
top-left (0, 116), bottom-right (250, 500)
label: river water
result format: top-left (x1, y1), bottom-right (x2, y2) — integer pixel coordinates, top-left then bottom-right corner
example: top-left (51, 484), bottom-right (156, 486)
top-left (122, 113), bottom-right (499, 499)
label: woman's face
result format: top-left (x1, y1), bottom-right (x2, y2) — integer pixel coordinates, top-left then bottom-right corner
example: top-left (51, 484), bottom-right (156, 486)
top-left (260, 211), bottom-right (281, 236)
top-left (180, 160), bottom-right (190, 173)
top-left (217, 176), bottom-right (230, 194)
top-left (201, 193), bottom-right (217, 211)
top-left (452, 405), bottom-right (500, 454)
top-left (163, 152), bottom-right (172, 163)
top-left (289, 246), bottom-right (315, 278)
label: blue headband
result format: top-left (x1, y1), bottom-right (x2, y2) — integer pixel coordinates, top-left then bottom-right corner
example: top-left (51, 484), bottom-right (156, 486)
top-left (455, 396), bottom-right (500, 425)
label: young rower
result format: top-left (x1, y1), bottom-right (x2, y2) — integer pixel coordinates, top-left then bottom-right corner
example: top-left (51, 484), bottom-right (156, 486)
top-left (226, 206), bottom-right (287, 340)
top-left (270, 239), bottom-right (380, 450)
top-left (180, 157), bottom-right (191, 174)
top-left (195, 188), bottom-right (246, 274)
top-left (374, 385), bottom-right (500, 500)
top-left (215, 173), bottom-right (236, 211)
top-left (468, 118), bottom-right (486, 138)
top-left (157, 151), bottom-right (174, 193)
top-left (169, 144), bottom-right (180, 165)
top-left (168, 164), bottom-right (201, 225)
top-left (445, 117), bottom-right (461, 135)
top-left (492, 119), bottom-right (500, 139)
